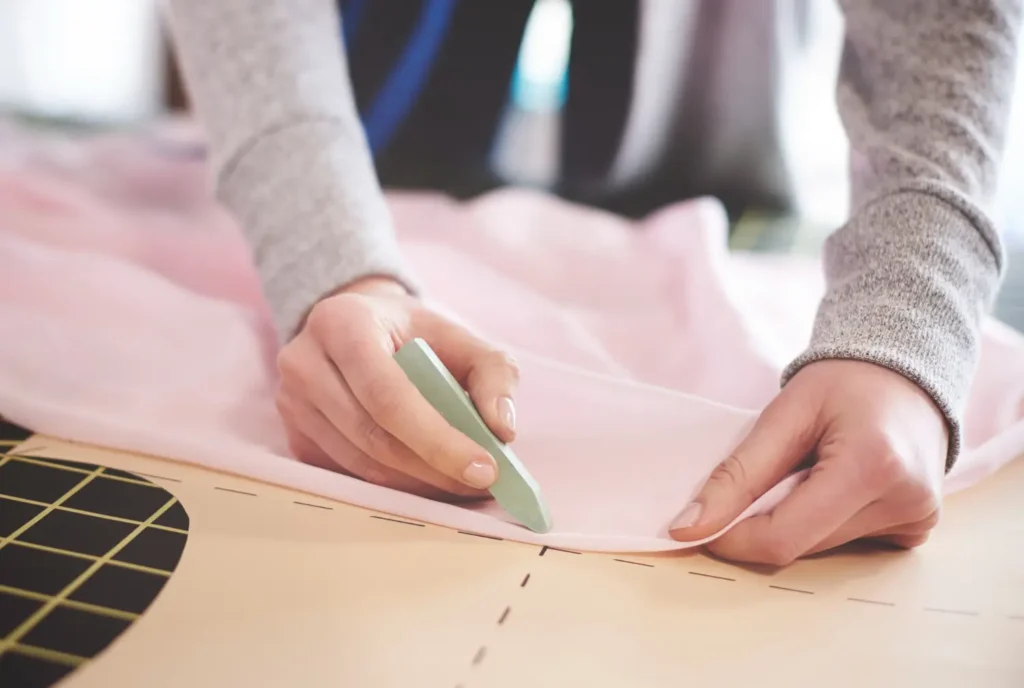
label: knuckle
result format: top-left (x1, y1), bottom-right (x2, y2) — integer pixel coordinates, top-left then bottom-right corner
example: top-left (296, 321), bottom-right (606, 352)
top-left (357, 416), bottom-right (396, 457)
top-left (890, 478), bottom-right (941, 523)
top-left (304, 300), bottom-right (335, 338)
top-left (708, 454), bottom-right (757, 503)
top-left (361, 380), bottom-right (403, 423)
top-left (306, 295), bottom-right (364, 344)
top-left (470, 349), bottom-right (521, 388)
top-left (275, 347), bottom-right (304, 381)
top-left (709, 454), bottom-right (746, 487)
top-left (496, 351), bottom-right (521, 380)
top-left (861, 449), bottom-right (905, 490)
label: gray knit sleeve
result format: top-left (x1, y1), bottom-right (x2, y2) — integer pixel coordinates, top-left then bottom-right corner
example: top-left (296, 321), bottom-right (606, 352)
top-left (164, 0), bottom-right (417, 342)
top-left (783, 0), bottom-right (1023, 470)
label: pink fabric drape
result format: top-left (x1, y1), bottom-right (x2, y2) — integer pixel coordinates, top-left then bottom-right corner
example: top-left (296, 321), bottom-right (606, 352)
top-left (1, 124), bottom-right (1021, 551)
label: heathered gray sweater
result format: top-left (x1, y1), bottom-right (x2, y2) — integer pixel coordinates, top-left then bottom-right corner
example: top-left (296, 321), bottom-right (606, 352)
top-left (164, 0), bottom-right (1022, 469)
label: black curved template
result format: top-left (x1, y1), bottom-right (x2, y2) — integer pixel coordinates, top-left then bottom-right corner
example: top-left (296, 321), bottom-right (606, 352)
top-left (0, 419), bottom-right (189, 688)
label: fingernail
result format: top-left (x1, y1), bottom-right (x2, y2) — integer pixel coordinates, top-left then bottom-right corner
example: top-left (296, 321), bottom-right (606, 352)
top-left (462, 460), bottom-right (496, 489)
top-left (670, 502), bottom-right (703, 530)
top-left (497, 396), bottom-right (516, 434)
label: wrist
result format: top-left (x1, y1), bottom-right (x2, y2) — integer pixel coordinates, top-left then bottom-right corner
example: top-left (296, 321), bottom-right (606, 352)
top-left (341, 274), bottom-right (412, 298)
top-left (293, 275), bottom-right (412, 338)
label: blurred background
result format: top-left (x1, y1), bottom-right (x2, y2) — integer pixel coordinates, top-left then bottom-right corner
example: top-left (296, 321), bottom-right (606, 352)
top-left (0, 0), bottom-right (1022, 327)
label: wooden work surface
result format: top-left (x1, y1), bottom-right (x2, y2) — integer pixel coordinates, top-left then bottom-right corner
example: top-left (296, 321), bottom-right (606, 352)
top-left (1, 427), bottom-right (1022, 688)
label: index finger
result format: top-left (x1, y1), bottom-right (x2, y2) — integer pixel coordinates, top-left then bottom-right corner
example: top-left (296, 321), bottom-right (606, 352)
top-left (706, 459), bottom-right (877, 566)
top-left (668, 390), bottom-right (820, 542)
top-left (328, 333), bottom-right (499, 490)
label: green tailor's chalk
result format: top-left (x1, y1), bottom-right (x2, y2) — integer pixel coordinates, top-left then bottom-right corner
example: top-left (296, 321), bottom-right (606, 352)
top-left (393, 338), bottom-right (552, 534)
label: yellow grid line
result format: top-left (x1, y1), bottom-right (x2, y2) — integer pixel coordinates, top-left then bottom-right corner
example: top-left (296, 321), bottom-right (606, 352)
top-left (3, 455), bottom-right (163, 488)
top-left (0, 496), bottom-right (178, 653)
top-left (0, 584), bottom-right (140, 622)
top-left (0, 454), bottom-right (14, 471)
top-left (0, 466), bottom-right (107, 553)
top-left (5, 455), bottom-right (97, 474)
top-left (4, 642), bottom-right (87, 667)
top-left (0, 439), bottom-right (22, 447)
top-left (0, 539), bottom-right (174, 578)
top-left (0, 494), bottom-right (187, 535)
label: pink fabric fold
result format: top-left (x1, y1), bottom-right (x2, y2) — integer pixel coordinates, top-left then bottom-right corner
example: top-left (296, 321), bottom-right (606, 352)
top-left (1, 124), bottom-right (1021, 552)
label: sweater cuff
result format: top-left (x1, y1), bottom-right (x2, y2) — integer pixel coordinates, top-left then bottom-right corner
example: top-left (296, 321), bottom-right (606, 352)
top-left (218, 118), bottom-right (419, 343)
top-left (781, 188), bottom-right (1003, 472)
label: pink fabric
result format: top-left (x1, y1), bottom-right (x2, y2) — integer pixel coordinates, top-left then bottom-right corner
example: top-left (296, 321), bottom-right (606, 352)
top-left (1, 125), bottom-right (1022, 552)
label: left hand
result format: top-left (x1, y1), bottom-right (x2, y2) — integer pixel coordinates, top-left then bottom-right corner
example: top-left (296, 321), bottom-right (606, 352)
top-left (668, 359), bottom-right (948, 566)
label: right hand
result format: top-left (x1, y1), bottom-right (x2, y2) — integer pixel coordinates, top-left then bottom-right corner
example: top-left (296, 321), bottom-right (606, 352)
top-left (275, 276), bottom-right (519, 501)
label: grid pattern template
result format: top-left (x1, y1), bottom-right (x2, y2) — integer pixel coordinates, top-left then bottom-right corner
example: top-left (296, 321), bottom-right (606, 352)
top-left (0, 419), bottom-right (189, 688)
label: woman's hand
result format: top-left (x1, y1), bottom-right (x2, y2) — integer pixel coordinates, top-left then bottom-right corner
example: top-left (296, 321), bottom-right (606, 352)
top-left (669, 360), bottom-right (948, 565)
top-left (275, 276), bottom-right (519, 500)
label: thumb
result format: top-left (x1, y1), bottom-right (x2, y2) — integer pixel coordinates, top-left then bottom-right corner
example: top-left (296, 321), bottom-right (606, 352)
top-left (668, 390), bottom-right (822, 541)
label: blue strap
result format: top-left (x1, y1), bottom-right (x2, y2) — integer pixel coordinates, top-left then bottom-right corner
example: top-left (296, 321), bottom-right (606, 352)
top-left (361, 0), bottom-right (457, 154)
top-left (339, 0), bottom-right (368, 47)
